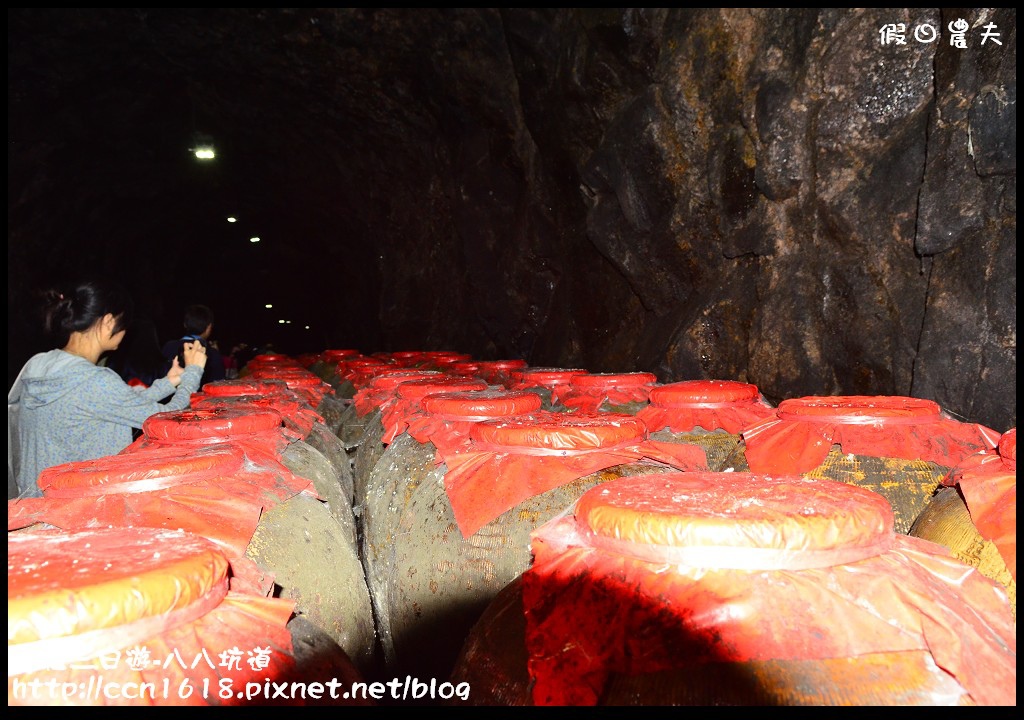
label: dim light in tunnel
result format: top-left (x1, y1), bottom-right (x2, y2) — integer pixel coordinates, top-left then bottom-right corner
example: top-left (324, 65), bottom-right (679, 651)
top-left (189, 131), bottom-right (216, 160)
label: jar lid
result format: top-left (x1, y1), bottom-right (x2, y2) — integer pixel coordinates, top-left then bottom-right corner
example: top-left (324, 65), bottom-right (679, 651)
top-left (37, 444), bottom-right (244, 495)
top-left (510, 368), bottom-right (589, 386)
top-left (470, 411), bottom-right (646, 450)
top-left (192, 393), bottom-right (301, 419)
top-left (321, 349), bottom-right (361, 361)
top-left (475, 359), bottom-right (528, 371)
top-left (249, 354), bottom-right (293, 365)
top-left (368, 369), bottom-right (444, 391)
top-left (575, 472), bottom-right (893, 561)
top-left (449, 361), bottom-right (482, 374)
top-left (649, 379), bottom-right (761, 406)
top-left (143, 406), bottom-right (283, 441)
top-left (396, 376), bottom-right (488, 400)
top-left (252, 370), bottom-right (322, 386)
top-left (9, 527), bottom-right (229, 645)
top-left (420, 350), bottom-right (473, 360)
top-left (342, 358), bottom-right (386, 368)
top-left (201, 378), bottom-right (291, 397)
top-left (569, 371), bottom-right (657, 389)
top-left (778, 396), bottom-right (942, 424)
top-left (343, 361), bottom-right (394, 382)
top-left (430, 355), bottom-right (474, 366)
top-left (422, 389), bottom-right (543, 418)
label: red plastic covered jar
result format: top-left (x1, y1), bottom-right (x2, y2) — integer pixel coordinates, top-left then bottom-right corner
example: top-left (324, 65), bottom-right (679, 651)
top-left (200, 378), bottom-right (294, 398)
top-left (8, 527), bottom-right (370, 706)
top-left (637, 380), bottom-right (776, 470)
top-left (15, 443), bottom-right (306, 562)
top-left (910, 427), bottom-right (1015, 618)
top-left (132, 406), bottom-right (376, 671)
top-left (724, 395), bottom-right (1000, 533)
top-left (379, 376), bottom-right (490, 444)
top-left (370, 407), bottom-right (701, 684)
top-left (246, 367), bottom-right (334, 408)
top-left (190, 392), bottom-right (354, 508)
top-left (560, 371), bottom-right (658, 414)
top-left (507, 367), bottom-right (589, 409)
top-left (472, 359), bottom-right (528, 387)
top-left (360, 388), bottom-right (543, 672)
top-left (348, 370), bottom-right (449, 509)
top-left (451, 472), bottom-right (1016, 706)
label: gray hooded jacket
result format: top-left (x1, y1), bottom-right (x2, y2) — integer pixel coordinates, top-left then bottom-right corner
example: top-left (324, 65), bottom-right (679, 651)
top-left (8, 349), bottom-right (203, 498)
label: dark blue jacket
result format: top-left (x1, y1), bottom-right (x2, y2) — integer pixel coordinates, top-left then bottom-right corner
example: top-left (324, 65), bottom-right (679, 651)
top-left (161, 335), bottom-right (226, 389)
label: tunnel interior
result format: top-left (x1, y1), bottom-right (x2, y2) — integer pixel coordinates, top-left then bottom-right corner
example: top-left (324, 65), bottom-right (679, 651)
top-left (8, 8), bottom-right (1016, 431)
top-left (6, 9), bottom-right (1018, 707)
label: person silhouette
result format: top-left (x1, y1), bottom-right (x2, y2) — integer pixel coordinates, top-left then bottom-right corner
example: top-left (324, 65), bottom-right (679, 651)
top-left (161, 303), bottom-right (225, 387)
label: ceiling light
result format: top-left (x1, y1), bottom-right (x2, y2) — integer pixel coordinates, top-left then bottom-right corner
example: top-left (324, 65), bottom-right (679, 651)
top-left (249, 237), bottom-right (260, 243)
top-left (227, 216), bottom-right (237, 223)
top-left (189, 132), bottom-right (216, 160)
top-left (265, 304), bottom-right (273, 309)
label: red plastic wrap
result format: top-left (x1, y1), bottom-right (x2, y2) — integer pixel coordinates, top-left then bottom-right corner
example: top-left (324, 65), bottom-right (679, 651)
top-left (8, 443), bottom-right (313, 559)
top-left (246, 353), bottom-right (300, 369)
top-left (741, 396), bottom-right (1001, 474)
top-left (522, 473), bottom-right (1017, 706)
top-left (341, 360), bottom-right (396, 387)
top-left (471, 413), bottom-right (648, 451)
top-left (406, 389), bottom-right (543, 452)
top-left (40, 443), bottom-right (244, 494)
top-left (132, 407), bottom-right (308, 494)
top-left (191, 393), bottom-right (320, 437)
top-left (351, 369), bottom-right (443, 416)
top-left (561, 372), bottom-right (658, 413)
top-left (421, 351), bottom-right (473, 367)
top-left (141, 405), bottom-right (294, 452)
top-left (386, 350), bottom-right (471, 369)
top-left (248, 368), bottom-right (334, 407)
top-left (421, 389), bottom-right (545, 421)
top-left (379, 377), bottom-right (488, 444)
top-left (145, 406), bottom-right (285, 441)
top-left (944, 428), bottom-right (1016, 581)
top-left (449, 361), bottom-right (482, 377)
top-left (200, 378), bottom-right (294, 398)
top-left (636, 379), bottom-right (777, 433)
top-left (320, 349), bottom-right (361, 363)
top-left (472, 359), bottom-right (528, 386)
top-left (508, 368), bottom-right (589, 405)
top-left (438, 412), bottom-right (708, 537)
top-left (9, 527), bottom-right (299, 706)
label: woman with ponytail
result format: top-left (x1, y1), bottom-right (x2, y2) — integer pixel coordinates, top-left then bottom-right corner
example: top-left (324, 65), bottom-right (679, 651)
top-left (8, 278), bottom-right (208, 498)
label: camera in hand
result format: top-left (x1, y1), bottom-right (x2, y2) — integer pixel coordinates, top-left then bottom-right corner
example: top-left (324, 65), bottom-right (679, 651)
top-left (177, 338), bottom-right (196, 368)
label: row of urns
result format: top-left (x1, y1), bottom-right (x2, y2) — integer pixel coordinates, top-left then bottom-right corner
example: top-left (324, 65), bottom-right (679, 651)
top-left (8, 348), bottom-right (1016, 706)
